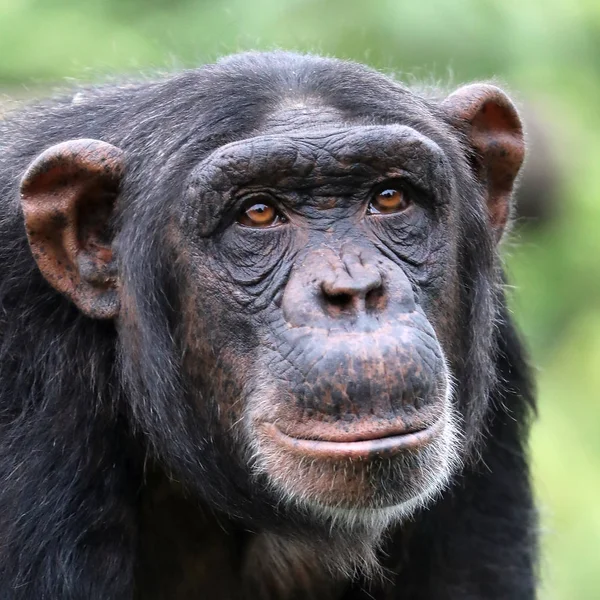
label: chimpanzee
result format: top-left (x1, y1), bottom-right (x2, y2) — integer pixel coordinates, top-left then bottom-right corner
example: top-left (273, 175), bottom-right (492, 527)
top-left (0, 52), bottom-right (536, 599)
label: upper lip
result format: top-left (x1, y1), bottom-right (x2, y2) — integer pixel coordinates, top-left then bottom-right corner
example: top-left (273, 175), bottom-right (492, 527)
top-left (265, 410), bottom-right (443, 443)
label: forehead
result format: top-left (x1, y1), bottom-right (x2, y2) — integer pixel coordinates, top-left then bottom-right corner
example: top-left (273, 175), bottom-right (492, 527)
top-left (259, 102), bottom-right (348, 134)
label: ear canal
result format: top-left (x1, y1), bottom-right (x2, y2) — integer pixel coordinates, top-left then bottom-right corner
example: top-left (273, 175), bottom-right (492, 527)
top-left (441, 84), bottom-right (525, 240)
top-left (20, 139), bottom-right (125, 319)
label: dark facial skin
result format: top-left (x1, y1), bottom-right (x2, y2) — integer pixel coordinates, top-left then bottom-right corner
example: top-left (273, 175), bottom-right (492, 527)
top-left (175, 108), bottom-right (461, 514)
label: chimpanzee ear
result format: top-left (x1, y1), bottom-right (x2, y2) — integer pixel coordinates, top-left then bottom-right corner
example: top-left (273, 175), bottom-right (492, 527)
top-left (441, 84), bottom-right (525, 240)
top-left (20, 139), bottom-right (125, 319)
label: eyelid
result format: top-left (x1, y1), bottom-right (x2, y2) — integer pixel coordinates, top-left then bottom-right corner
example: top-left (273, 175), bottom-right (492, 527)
top-left (371, 176), bottom-right (411, 195)
top-left (235, 189), bottom-right (286, 210)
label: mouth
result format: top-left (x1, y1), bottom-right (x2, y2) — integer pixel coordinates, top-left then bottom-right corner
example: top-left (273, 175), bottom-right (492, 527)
top-left (261, 418), bottom-right (445, 460)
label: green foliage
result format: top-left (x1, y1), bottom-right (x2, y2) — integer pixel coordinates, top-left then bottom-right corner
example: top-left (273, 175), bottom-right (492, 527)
top-left (1, 0), bottom-right (599, 597)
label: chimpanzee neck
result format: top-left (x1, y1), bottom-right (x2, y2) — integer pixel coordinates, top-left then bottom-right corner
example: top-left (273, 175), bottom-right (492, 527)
top-left (135, 469), bottom-right (241, 598)
top-left (135, 469), bottom-right (350, 600)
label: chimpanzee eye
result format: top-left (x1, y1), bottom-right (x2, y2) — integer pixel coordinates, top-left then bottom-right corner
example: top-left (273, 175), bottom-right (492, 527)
top-left (367, 187), bottom-right (411, 215)
top-left (237, 197), bottom-right (286, 228)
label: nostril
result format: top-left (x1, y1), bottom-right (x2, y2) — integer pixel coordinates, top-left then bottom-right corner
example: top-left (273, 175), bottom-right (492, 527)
top-left (365, 286), bottom-right (387, 312)
top-left (320, 286), bottom-right (357, 317)
top-left (327, 292), bottom-right (354, 310)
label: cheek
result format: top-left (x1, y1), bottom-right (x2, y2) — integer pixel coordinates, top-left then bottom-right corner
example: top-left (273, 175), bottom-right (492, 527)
top-left (186, 320), bottom-right (257, 416)
top-left (204, 233), bottom-right (300, 312)
top-left (418, 252), bottom-right (461, 362)
top-left (368, 209), bottom-right (434, 266)
top-left (174, 262), bottom-right (260, 430)
top-left (167, 225), bottom-right (274, 435)
top-left (218, 228), bottom-right (293, 277)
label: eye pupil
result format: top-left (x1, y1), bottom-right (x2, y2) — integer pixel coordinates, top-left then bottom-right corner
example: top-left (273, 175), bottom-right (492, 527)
top-left (252, 203), bottom-right (269, 215)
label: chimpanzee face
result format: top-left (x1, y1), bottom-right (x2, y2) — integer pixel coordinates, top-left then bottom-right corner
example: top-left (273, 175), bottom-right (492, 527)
top-left (19, 66), bottom-right (523, 535)
top-left (174, 113), bottom-right (462, 524)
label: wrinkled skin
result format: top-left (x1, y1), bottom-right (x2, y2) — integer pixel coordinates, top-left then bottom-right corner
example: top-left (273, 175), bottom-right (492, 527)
top-left (176, 122), bottom-right (459, 516)
top-left (0, 52), bottom-right (535, 600)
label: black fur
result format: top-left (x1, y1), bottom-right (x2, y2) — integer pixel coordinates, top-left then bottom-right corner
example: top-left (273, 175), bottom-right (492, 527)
top-left (0, 52), bottom-right (536, 598)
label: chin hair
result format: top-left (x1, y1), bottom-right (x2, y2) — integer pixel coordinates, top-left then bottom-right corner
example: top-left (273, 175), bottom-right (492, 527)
top-left (282, 402), bottom-right (462, 534)
top-left (240, 371), bottom-right (462, 585)
top-left (242, 412), bottom-right (463, 590)
top-left (246, 368), bottom-right (463, 532)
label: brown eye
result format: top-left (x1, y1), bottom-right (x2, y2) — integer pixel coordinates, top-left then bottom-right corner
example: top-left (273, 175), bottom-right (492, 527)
top-left (368, 187), bottom-right (411, 215)
top-left (237, 200), bottom-right (285, 228)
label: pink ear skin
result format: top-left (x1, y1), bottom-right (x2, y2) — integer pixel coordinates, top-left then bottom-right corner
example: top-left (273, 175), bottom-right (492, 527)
top-left (441, 84), bottom-right (525, 241)
top-left (20, 139), bottom-right (125, 319)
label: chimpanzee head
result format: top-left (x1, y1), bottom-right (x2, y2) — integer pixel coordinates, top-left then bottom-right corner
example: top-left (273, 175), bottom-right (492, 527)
top-left (18, 53), bottom-right (524, 545)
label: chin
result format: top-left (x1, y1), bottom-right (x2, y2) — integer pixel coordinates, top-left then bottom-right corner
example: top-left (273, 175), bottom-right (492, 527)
top-left (246, 377), bottom-right (462, 535)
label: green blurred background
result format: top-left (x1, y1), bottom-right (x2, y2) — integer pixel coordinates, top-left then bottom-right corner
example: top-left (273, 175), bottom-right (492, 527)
top-left (1, 0), bottom-right (598, 597)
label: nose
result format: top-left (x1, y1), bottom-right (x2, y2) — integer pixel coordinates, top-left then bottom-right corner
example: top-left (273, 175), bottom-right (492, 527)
top-left (320, 252), bottom-right (385, 316)
top-left (282, 248), bottom-right (398, 329)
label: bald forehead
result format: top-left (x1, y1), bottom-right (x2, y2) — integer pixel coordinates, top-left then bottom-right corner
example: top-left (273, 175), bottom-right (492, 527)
top-left (259, 103), bottom-right (348, 135)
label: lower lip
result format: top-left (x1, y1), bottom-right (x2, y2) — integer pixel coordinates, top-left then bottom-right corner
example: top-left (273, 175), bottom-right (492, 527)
top-left (262, 419), bottom-right (444, 460)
